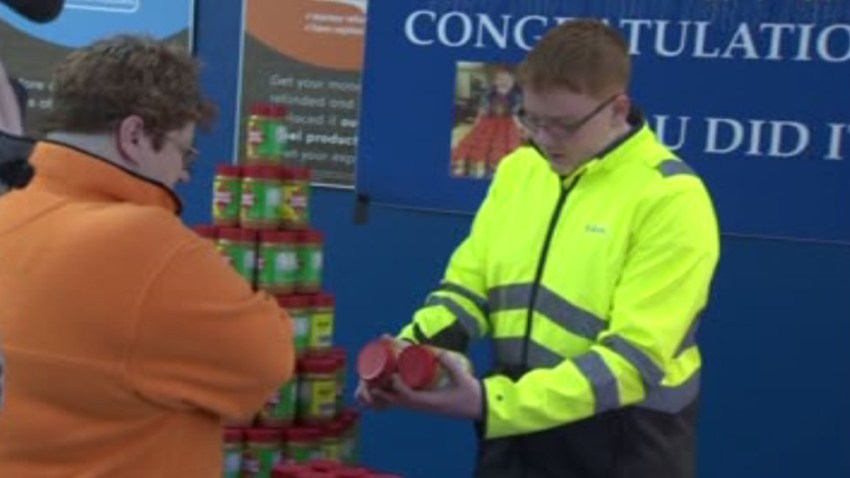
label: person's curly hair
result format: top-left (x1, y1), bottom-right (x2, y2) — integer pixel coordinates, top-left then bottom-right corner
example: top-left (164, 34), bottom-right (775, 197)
top-left (45, 34), bottom-right (216, 148)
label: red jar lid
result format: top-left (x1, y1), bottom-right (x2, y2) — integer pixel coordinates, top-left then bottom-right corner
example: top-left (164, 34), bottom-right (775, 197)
top-left (292, 167), bottom-right (311, 180)
top-left (339, 407), bottom-right (360, 421)
top-left (309, 459), bottom-right (341, 472)
top-left (223, 427), bottom-right (244, 443)
top-left (284, 426), bottom-right (321, 442)
top-left (298, 473), bottom-right (334, 478)
top-left (298, 230), bottom-right (324, 244)
top-left (216, 164), bottom-right (242, 176)
top-left (277, 294), bottom-right (312, 309)
top-left (260, 230), bottom-right (299, 243)
top-left (336, 468), bottom-right (372, 478)
top-left (272, 465), bottom-right (306, 478)
top-left (357, 339), bottom-right (397, 385)
top-left (247, 428), bottom-right (281, 443)
top-left (280, 166), bottom-right (311, 181)
top-left (312, 292), bottom-right (334, 307)
top-left (250, 103), bottom-right (270, 116)
top-left (323, 419), bottom-right (347, 437)
top-left (193, 225), bottom-right (217, 239)
top-left (218, 228), bottom-right (257, 242)
top-left (243, 165), bottom-right (280, 179)
top-left (268, 103), bottom-right (288, 118)
top-left (397, 345), bottom-right (439, 390)
top-left (327, 347), bottom-right (346, 367)
top-left (299, 355), bottom-right (339, 374)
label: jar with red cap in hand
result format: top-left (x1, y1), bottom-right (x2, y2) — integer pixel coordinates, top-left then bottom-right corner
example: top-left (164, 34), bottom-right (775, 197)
top-left (397, 344), bottom-right (473, 391)
top-left (363, 341), bottom-right (484, 421)
top-left (354, 336), bottom-right (408, 407)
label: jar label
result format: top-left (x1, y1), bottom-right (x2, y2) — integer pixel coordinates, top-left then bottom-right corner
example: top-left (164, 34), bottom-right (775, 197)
top-left (297, 377), bottom-right (336, 421)
top-left (310, 311), bottom-right (334, 349)
top-left (293, 312), bottom-right (310, 352)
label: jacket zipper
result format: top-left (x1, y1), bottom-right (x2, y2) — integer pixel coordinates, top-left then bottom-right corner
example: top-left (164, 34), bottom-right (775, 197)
top-left (520, 174), bottom-right (582, 368)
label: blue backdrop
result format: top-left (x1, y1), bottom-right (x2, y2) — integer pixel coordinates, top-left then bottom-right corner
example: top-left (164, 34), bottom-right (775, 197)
top-left (356, 0), bottom-right (850, 243)
top-left (188, 1), bottom-right (850, 477)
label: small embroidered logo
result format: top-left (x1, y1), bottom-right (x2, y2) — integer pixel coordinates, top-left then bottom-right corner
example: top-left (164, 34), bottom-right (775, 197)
top-left (585, 224), bottom-right (608, 234)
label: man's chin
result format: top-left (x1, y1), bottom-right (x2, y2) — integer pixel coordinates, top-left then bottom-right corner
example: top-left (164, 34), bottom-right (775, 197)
top-left (547, 158), bottom-right (574, 176)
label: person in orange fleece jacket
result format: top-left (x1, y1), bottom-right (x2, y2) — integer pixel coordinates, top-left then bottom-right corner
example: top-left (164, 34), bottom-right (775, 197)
top-left (0, 35), bottom-right (295, 477)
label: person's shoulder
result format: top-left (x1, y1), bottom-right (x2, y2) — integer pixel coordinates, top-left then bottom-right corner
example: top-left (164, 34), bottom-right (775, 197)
top-left (73, 203), bottom-right (195, 255)
top-left (494, 144), bottom-right (547, 177)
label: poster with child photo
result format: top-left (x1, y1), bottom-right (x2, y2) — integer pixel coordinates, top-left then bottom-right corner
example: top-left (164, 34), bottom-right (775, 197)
top-left (450, 62), bottom-right (525, 179)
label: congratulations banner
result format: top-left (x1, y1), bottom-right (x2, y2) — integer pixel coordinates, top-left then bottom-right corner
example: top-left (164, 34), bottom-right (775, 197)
top-left (356, 0), bottom-right (850, 242)
top-left (0, 0), bottom-right (195, 136)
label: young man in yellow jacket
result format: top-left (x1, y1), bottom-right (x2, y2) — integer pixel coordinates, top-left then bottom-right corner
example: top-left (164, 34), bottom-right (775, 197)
top-left (0, 35), bottom-right (295, 477)
top-left (358, 19), bottom-right (720, 478)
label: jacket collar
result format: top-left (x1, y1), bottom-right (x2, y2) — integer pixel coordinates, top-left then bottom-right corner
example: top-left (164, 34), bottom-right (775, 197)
top-left (28, 140), bottom-right (182, 214)
top-left (567, 106), bottom-right (655, 180)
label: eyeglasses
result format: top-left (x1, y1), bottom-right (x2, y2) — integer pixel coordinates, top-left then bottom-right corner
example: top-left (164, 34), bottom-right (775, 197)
top-left (517, 93), bottom-right (621, 138)
top-left (164, 135), bottom-right (199, 169)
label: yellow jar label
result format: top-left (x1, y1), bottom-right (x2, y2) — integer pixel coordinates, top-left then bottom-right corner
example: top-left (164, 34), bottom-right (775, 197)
top-left (310, 311), bottom-right (334, 348)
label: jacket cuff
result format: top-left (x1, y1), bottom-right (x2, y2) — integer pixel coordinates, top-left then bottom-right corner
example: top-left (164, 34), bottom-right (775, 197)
top-left (475, 378), bottom-right (489, 438)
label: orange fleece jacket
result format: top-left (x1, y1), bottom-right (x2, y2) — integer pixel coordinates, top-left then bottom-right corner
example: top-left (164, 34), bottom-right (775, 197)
top-left (0, 142), bottom-right (294, 477)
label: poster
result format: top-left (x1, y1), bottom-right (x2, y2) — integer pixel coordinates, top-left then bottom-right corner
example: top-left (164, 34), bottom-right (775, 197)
top-left (0, 0), bottom-right (195, 136)
top-left (236, 0), bottom-right (367, 187)
top-left (356, 0), bottom-right (850, 242)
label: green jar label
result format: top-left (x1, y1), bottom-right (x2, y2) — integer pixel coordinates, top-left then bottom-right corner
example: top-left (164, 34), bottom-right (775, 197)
top-left (309, 311), bottom-right (333, 349)
top-left (258, 120), bottom-right (284, 158)
top-left (223, 445), bottom-right (242, 478)
top-left (291, 308), bottom-right (310, 353)
top-left (219, 240), bottom-right (255, 283)
top-left (297, 377), bottom-right (336, 421)
top-left (298, 246), bottom-right (322, 288)
top-left (259, 245), bottom-right (298, 290)
top-left (340, 435), bottom-right (356, 464)
top-left (241, 178), bottom-right (281, 226)
top-left (286, 443), bottom-right (323, 464)
top-left (323, 440), bottom-right (341, 462)
top-left (243, 445), bottom-right (279, 478)
top-left (213, 177), bottom-right (241, 224)
top-left (260, 380), bottom-right (297, 425)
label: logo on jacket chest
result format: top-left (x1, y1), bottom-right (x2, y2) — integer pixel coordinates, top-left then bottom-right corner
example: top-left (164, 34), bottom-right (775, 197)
top-left (584, 224), bottom-right (609, 235)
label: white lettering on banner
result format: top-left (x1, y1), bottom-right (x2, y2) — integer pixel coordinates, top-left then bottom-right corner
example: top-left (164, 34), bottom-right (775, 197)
top-left (437, 12), bottom-right (473, 47)
top-left (705, 118), bottom-right (810, 157)
top-left (650, 116), bottom-right (850, 160)
top-left (402, 11), bottom-right (850, 62)
top-left (826, 124), bottom-right (850, 160)
top-left (654, 115), bottom-right (691, 150)
top-left (705, 118), bottom-right (745, 154)
top-left (405, 10), bottom-right (436, 45)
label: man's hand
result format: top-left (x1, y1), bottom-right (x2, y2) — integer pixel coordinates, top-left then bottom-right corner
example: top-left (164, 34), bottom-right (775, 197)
top-left (371, 349), bottom-right (484, 421)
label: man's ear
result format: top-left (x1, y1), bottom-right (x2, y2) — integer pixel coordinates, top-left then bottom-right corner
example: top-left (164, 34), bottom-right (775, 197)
top-left (613, 94), bottom-right (631, 122)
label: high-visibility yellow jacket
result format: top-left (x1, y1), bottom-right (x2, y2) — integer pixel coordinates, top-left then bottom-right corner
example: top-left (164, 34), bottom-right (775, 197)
top-left (399, 121), bottom-right (719, 441)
